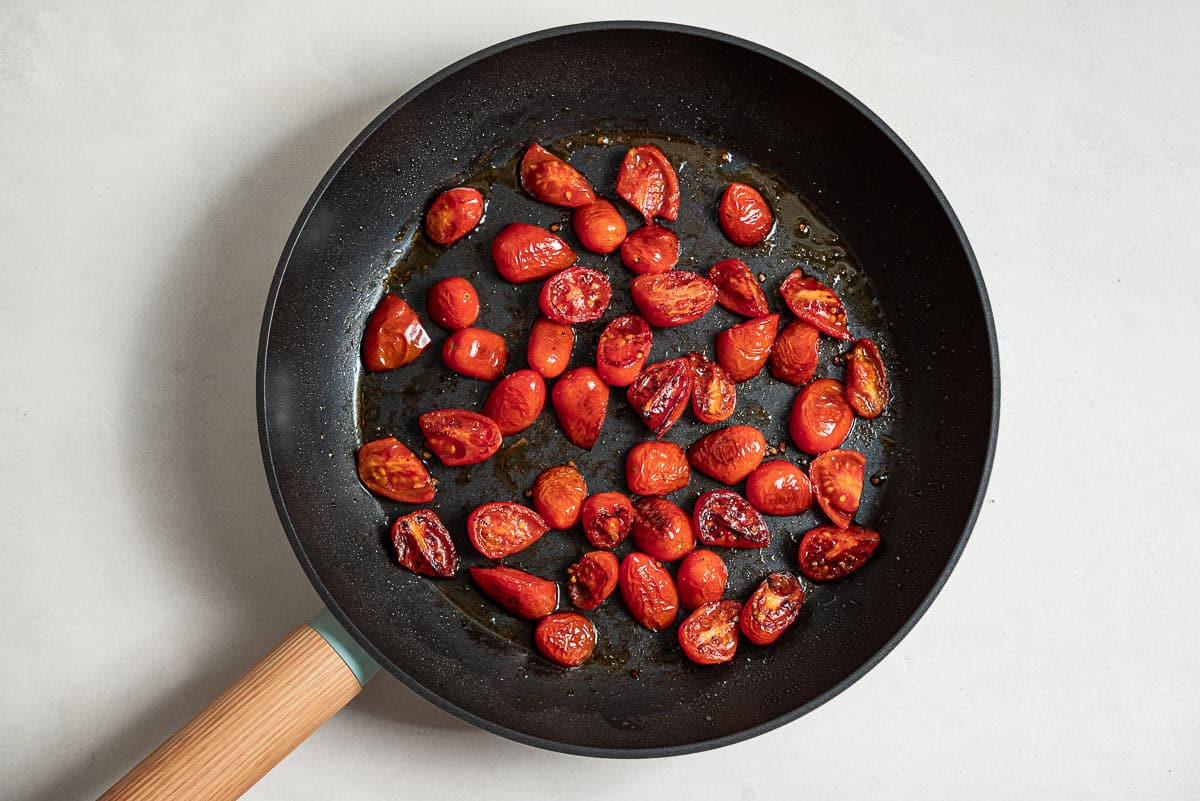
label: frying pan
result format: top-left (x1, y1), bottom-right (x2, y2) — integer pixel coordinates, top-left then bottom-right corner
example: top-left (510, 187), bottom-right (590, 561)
top-left (98, 21), bottom-right (998, 801)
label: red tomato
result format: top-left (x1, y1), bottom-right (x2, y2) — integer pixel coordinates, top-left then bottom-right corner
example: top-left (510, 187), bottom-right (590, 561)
top-left (531, 464), bottom-right (587, 530)
top-left (619, 552), bottom-right (679, 630)
top-left (572, 199), bottom-right (627, 254)
top-left (363, 294), bottom-right (431, 371)
top-left (718, 183), bottom-right (773, 246)
top-left (535, 612), bottom-right (596, 667)
top-left (526, 317), bottom-right (574, 379)
top-left (390, 509), bottom-right (458, 577)
top-left (789, 378), bottom-right (854, 454)
top-left (481, 369), bottom-right (545, 435)
top-left (625, 441), bottom-right (690, 496)
top-left (520, 142), bottom-right (595, 207)
top-left (491, 222), bottom-right (577, 284)
top-left (581, 492), bottom-right (635, 549)
top-left (686, 425), bottom-right (765, 484)
top-left (418, 409), bottom-right (502, 466)
top-left (630, 271), bottom-right (717, 327)
top-left (798, 525), bottom-right (880, 581)
top-left (466, 501), bottom-right (549, 559)
top-left (676, 549), bottom-right (728, 609)
top-left (687, 352), bottom-right (736, 424)
top-left (468, 566), bottom-right (558, 619)
top-left (716, 314), bottom-right (779, 382)
top-left (678, 601), bottom-right (741, 665)
top-left (745, 460), bottom-right (813, 515)
top-left (770, 320), bottom-right (821, 385)
top-left (616, 145), bottom-right (679, 223)
top-left (567, 550), bottom-right (620, 611)
top-left (627, 357), bottom-right (693, 437)
top-left (538, 266), bottom-right (613, 324)
top-left (442, 327), bottom-right (508, 381)
top-left (620, 224), bottom-right (679, 274)
top-left (845, 338), bottom-right (889, 418)
top-left (810, 449), bottom-right (866, 529)
top-left (708, 259), bottom-right (770, 316)
top-left (693, 490), bottom-right (770, 549)
top-left (631, 497), bottom-right (696, 562)
top-left (595, 314), bottom-right (653, 387)
top-left (779, 271), bottom-right (851, 339)
top-left (740, 572), bottom-right (805, 645)
top-left (426, 276), bottom-right (480, 330)
top-left (357, 437), bottom-right (435, 503)
top-left (551, 367), bottom-right (609, 449)
top-left (425, 187), bottom-right (484, 245)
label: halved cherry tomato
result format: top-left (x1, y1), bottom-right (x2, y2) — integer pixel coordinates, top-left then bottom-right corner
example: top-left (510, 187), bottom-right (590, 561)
top-left (527, 316), bottom-right (574, 379)
top-left (740, 572), bottom-right (805, 645)
top-left (357, 437), bottom-right (435, 503)
top-left (469, 566), bottom-right (558, 619)
top-left (573, 199), bottom-right (627, 254)
top-left (531, 464), bottom-right (587, 530)
top-left (620, 225), bottom-right (679, 274)
top-left (425, 187), bottom-right (484, 245)
top-left (520, 142), bottom-right (596, 207)
top-left (539, 266), bottom-right (612, 324)
top-left (718, 183), bottom-right (773, 246)
top-left (693, 490), bottom-right (770, 548)
top-left (789, 378), bottom-right (854, 454)
top-left (625, 441), bottom-right (689, 496)
top-left (581, 492), bottom-right (635, 549)
top-left (844, 338), bottom-right (889, 418)
top-left (708, 259), bottom-right (769, 316)
top-left (419, 409), bottom-right (503, 466)
top-left (551, 367), bottom-right (609, 449)
top-left (466, 501), bottom-right (549, 559)
top-left (535, 612), bottom-right (596, 667)
top-left (779, 271), bottom-right (851, 339)
top-left (770, 320), bottom-right (821, 385)
top-left (678, 601), bottom-right (741, 665)
top-left (426, 276), bottom-right (479, 330)
top-left (627, 357), bottom-right (693, 437)
top-left (619, 552), bottom-right (679, 630)
top-left (390, 509), bottom-right (458, 577)
top-left (481, 369), bottom-right (545, 435)
top-left (798, 525), bottom-right (880, 581)
top-left (631, 497), bottom-right (696, 562)
top-left (716, 314), bottom-right (779, 382)
top-left (810, 449), bottom-right (866, 529)
top-left (686, 425), bottom-right (765, 484)
top-left (363, 294), bottom-right (430, 371)
top-left (595, 314), bottom-right (653, 387)
top-left (616, 145), bottom-right (679, 223)
top-left (442, 327), bottom-right (508, 381)
top-left (630, 271), bottom-right (717, 327)
top-left (491, 222), bottom-right (577, 283)
top-left (676, 549), bottom-right (727, 609)
top-left (745, 460), bottom-right (813, 515)
top-left (568, 550), bottom-right (620, 611)
top-left (687, 351), bottom-right (736, 424)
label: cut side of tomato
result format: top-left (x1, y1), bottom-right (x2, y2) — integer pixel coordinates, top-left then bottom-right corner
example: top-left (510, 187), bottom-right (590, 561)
top-left (779, 271), bottom-right (851, 340)
top-left (740, 572), bottom-right (805, 645)
top-left (687, 351), bottom-right (736, 424)
top-left (390, 509), bottom-right (458, 577)
top-left (845, 338), bottom-right (889, 418)
top-left (809, 449), bottom-right (866, 529)
top-left (693, 490), bottom-right (770, 549)
top-left (616, 145), bottom-right (679, 222)
top-left (466, 501), bottom-right (549, 559)
top-left (520, 143), bottom-right (596, 207)
top-left (539, 266), bottom-right (613, 324)
top-left (678, 601), bottom-right (741, 665)
top-left (425, 187), bottom-right (484, 245)
top-left (798, 525), bottom-right (880, 581)
top-left (581, 492), bottom-right (635, 549)
top-left (627, 357), bottom-right (693, 437)
top-left (567, 551), bottom-right (620, 611)
top-left (357, 437), bottom-right (435, 503)
top-left (595, 314), bottom-right (653, 387)
top-left (418, 409), bottom-right (502, 466)
top-left (630, 271), bottom-right (718, 327)
top-left (708, 259), bottom-right (770, 316)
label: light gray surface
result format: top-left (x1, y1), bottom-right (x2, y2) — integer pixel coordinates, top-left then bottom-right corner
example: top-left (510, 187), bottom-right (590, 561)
top-left (2, 1), bottom-right (1197, 799)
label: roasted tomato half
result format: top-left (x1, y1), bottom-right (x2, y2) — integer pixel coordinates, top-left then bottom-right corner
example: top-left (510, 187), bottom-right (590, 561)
top-left (581, 492), bottom-right (636, 549)
top-left (390, 509), bottom-right (458, 577)
top-left (418, 409), bottom-right (502, 466)
top-left (551, 367), bottom-right (609, 449)
top-left (425, 187), bottom-right (484, 245)
top-left (844, 338), bottom-right (889, 418)
top-left (716, 314), bottom-right (779, 382)
top-left (595, 314), bottom-right (653, 387)
top-left (567, 550), bottom-right (620, 611)
top-left (693, 490), bottom-right (770, 548)
top-left (779, 271), bottom-right (851, 340)
top-left (619, 552), bottom-right (679, 631)
top-left (789, 378), bottom-right (854, 454)
top-left (686, 425), bottom-right (766, 484)
top-left (442, 327), bottom-right (508, 381)
top-left (709, 259), bottom-right (770, 316)
top-left (426, 276), bottom-right (480, 330)
top-left (625, 441), bottom-right (690, 496)
top-left (687, 351), bottom-right (736, 424)
top-left (798, 525), bottom-right (880, 581)
top-left (491, 222), bottom-right (577, 284)
top-left (770, 319), bottom-right (821, 385)
top-left (531, 464), bottom-right (588, 530)
top-left (469, 566), bottom-right (558, 619)
top-left (678, 601), bottom-right (741, 665)
top-left (740, 572), bottom-right (805, 645)
top-left (809, 449), bottom-right (866, 529)
top-left (745, 460), bottom-right (813, 515)
top-left (627, 357), bottom-right (693, 437)
top-left (616, 145), bottom-right (679, 223)
top-left (535, 612), bottom-right (596, 667)
top-left (481, 369), bottom-right (546, 435)
top-left (357, 437), bottom-right (435, 503)
top-left (573, 199), bottom-right (627, 254)
top-left (631, 497), bottom-right (696, 562)
top-left (363, 293), bottom-right (430, 371)
top-left (676, 549), bottom-right (728, 609)
top-left (539, 266), bottom-right (613, 324)
top-left (520, 143), bottom-right (596, 208)
top-left (466, 501), bottom-right (549, 559)
top-left (630, 271), bottom-right (718, 327)
top-left (718, 183), bottom-right (773, 246)
top-left (620, 224), bottom-right (679, 274)
top-left (527, 316), bottom-right (574, 379)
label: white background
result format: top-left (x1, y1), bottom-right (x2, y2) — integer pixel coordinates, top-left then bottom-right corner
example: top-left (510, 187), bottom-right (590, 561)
top-left (3, 2), bottom-right (1198, 799)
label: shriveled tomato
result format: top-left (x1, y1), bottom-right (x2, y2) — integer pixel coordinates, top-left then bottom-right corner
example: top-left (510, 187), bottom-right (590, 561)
top-left (620, 224), bottom-right (679, 274)
top-left (740, 572), bottom-right (805, 645)
top-left (581, 492), bottom-right (635, 549)
top-left (419, 409), bottom-right (502, 466)
top-left (481, 369), bottom-right (545, 435)
top-left (520, 142), bottom-right (596, 207)
top-left (844, 338), bottom-right (889, 418)
top-left (631, 497), bottom-right (696, 562)
top-left (769, 319), bottom-right (821, 385)
top-left (676, 549), bottom-right (728, 609)
top-left (686, 425), bottom-right (765, 484)
top-left (491, 222), bottom-right (577, 284)
top-left (425, 187), bottom-right (484, 245)
top-left (716, 314), bottom-right (779, 382)
top-left (709, 259), bottom-right (770, 316)
top-left (531, 464), bottom-right (587, 530)
top-left (779, 271), bottom-right (851, 339)
top-left (798, 525), bottom-right (880, 581)
top-left (789, 378), bottom-right (854, 454)
top-left (687, 352), bottom-right (736, 424)
top-left (627, 357), bottom-right (693, 437)
top-left (693, 490), bottom-right (770, 548)
top-left (810, 449), bottom-right (866, 529)
top-left (535, 612), bottom-right (596, 667)
top-left (625, 441), bottom-right (689, 496)
top-left (442, 327), bottom-right (508, 381)
top-left (718, 183), bottom-right (773, 246)
top-left (631, 271), bottom-right (717, 327)
top-left (539, 266), bottom-right (612, 324)
top-left (616, 145), bottom-right (679, 223)
top-left (678, 601), bottom-right (741, 665)
top-left (466, 501), bottom-right (549, 559)
top-left (619, 552), bottom-right (679, 630)
top-left (551, 367), bottom-right (609, 449)
top-left (363, 293), bottom-right (430, 371)
top-left (390, 509), bottom-right (458, 577)
top-left (567, 550), bottom-right (620, 611)
top-left (357, 437), bottom-right (435, 503)
top-left (595, 314), bottom-right (653, 387)
top-left (426, 276), bottom-right (479, 330)
top-left (745, 460), bottom-right (813, 515)
top-left (469, 566), bottom-right (558, 619)
top-left (573, 199), bottom-right (627, 254)
top-left (527, 316), bottom-right (574, 379)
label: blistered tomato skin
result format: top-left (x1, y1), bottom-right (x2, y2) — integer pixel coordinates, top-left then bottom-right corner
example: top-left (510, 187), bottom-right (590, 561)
top-left (551, 367), bottom-right (610, 449)
top-left (740, 572), bottom-right (805, 645)
top-left (716, 314), bottom-right (780, 382)
top-left (520, 143), bottom-right (596, 208)
top-left (527, 317), bottom-right (574, 379)
top-left (779, 270), bottom-right (851, 340)
top-left (619, 552), bottom-right (680, 631)
top-left (620, 225), bottom-right (679, 274)
top-left (625, 441), bottom-right (690, 496)
top-left (466, 502), bottom-right (550, 559)
top-left (789, 378), bottom-right (855, 454)
top-left (572, 199), bottom-right (628, 254)
top-left (718, 183), bottom-right (773, 246)
top-left (418, 409), bottom-right (502, 466)
top-left (845, 338), bottom-right (889, 418)
top-left (581, 492), bottom-right (636, 549)
top-left (687, 352), bottom-right (736, 424)
top-left (363, 294), bottom-right (431, 371)
top-left (425, 187), bottom-right (484, 245)
top-left (442, 327), bottom-right (508, 381)
top-left (686, 425), bottom-right (766, 485)
top-left (770, 320), bottom-right (821, 385)
top-left (567, 550), bottom-right (620, 611)
top-left (492, 222), bottom-right (577, 283)
top-left (693, 490), bottom-right (771, 548)
top-left (535, 612), bottom-right (596, 667)
top-left (810, 449), bottom-right (866, 529)
top-left (357, 437), bottom-right (435, 503)
top-left (481, 370), bottom-right (546, 435)
top-left (531, 464), bottom-right (588, 530)
top-left (709, 259), bottom-right (770, 316)
top-left (426, 277), bottom-right (480, 330)
top-left (678, 601), bottom-right (741, 665)
top-left (596, 315), bottom-right (653, 387)
top-left (745, 460), bottom-right (813, 515)
top-left (390, 510), bottom-right (458, 577)
top-left (468, 566), bottom-right (558, 619)
top-left (630, 271), bottom-right (718, 327)
top-left (631, 497), bottom-right (696, 562)
top-left (676, 549), bottom-right (728, 609)
top-left (627, 357), bottom-right (693, 437)
top-left (539, 267), bottom-right (613, 324)
top-left (798, 525), bottom-right (880, 581)
top-left (616, 145), bottom-right (680, 223)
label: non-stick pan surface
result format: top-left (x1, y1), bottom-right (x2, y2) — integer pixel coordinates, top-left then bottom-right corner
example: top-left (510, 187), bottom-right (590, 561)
top-left (258, 22), bottom-right (999, 756)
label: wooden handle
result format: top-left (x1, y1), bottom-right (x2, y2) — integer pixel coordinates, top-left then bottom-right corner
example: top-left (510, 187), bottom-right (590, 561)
top-left (98, 622), bottom-right (363, 801)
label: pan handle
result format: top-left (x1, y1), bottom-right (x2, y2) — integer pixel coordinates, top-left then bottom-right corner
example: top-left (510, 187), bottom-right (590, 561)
top-left (97, 608), bottom-right (379, 801)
